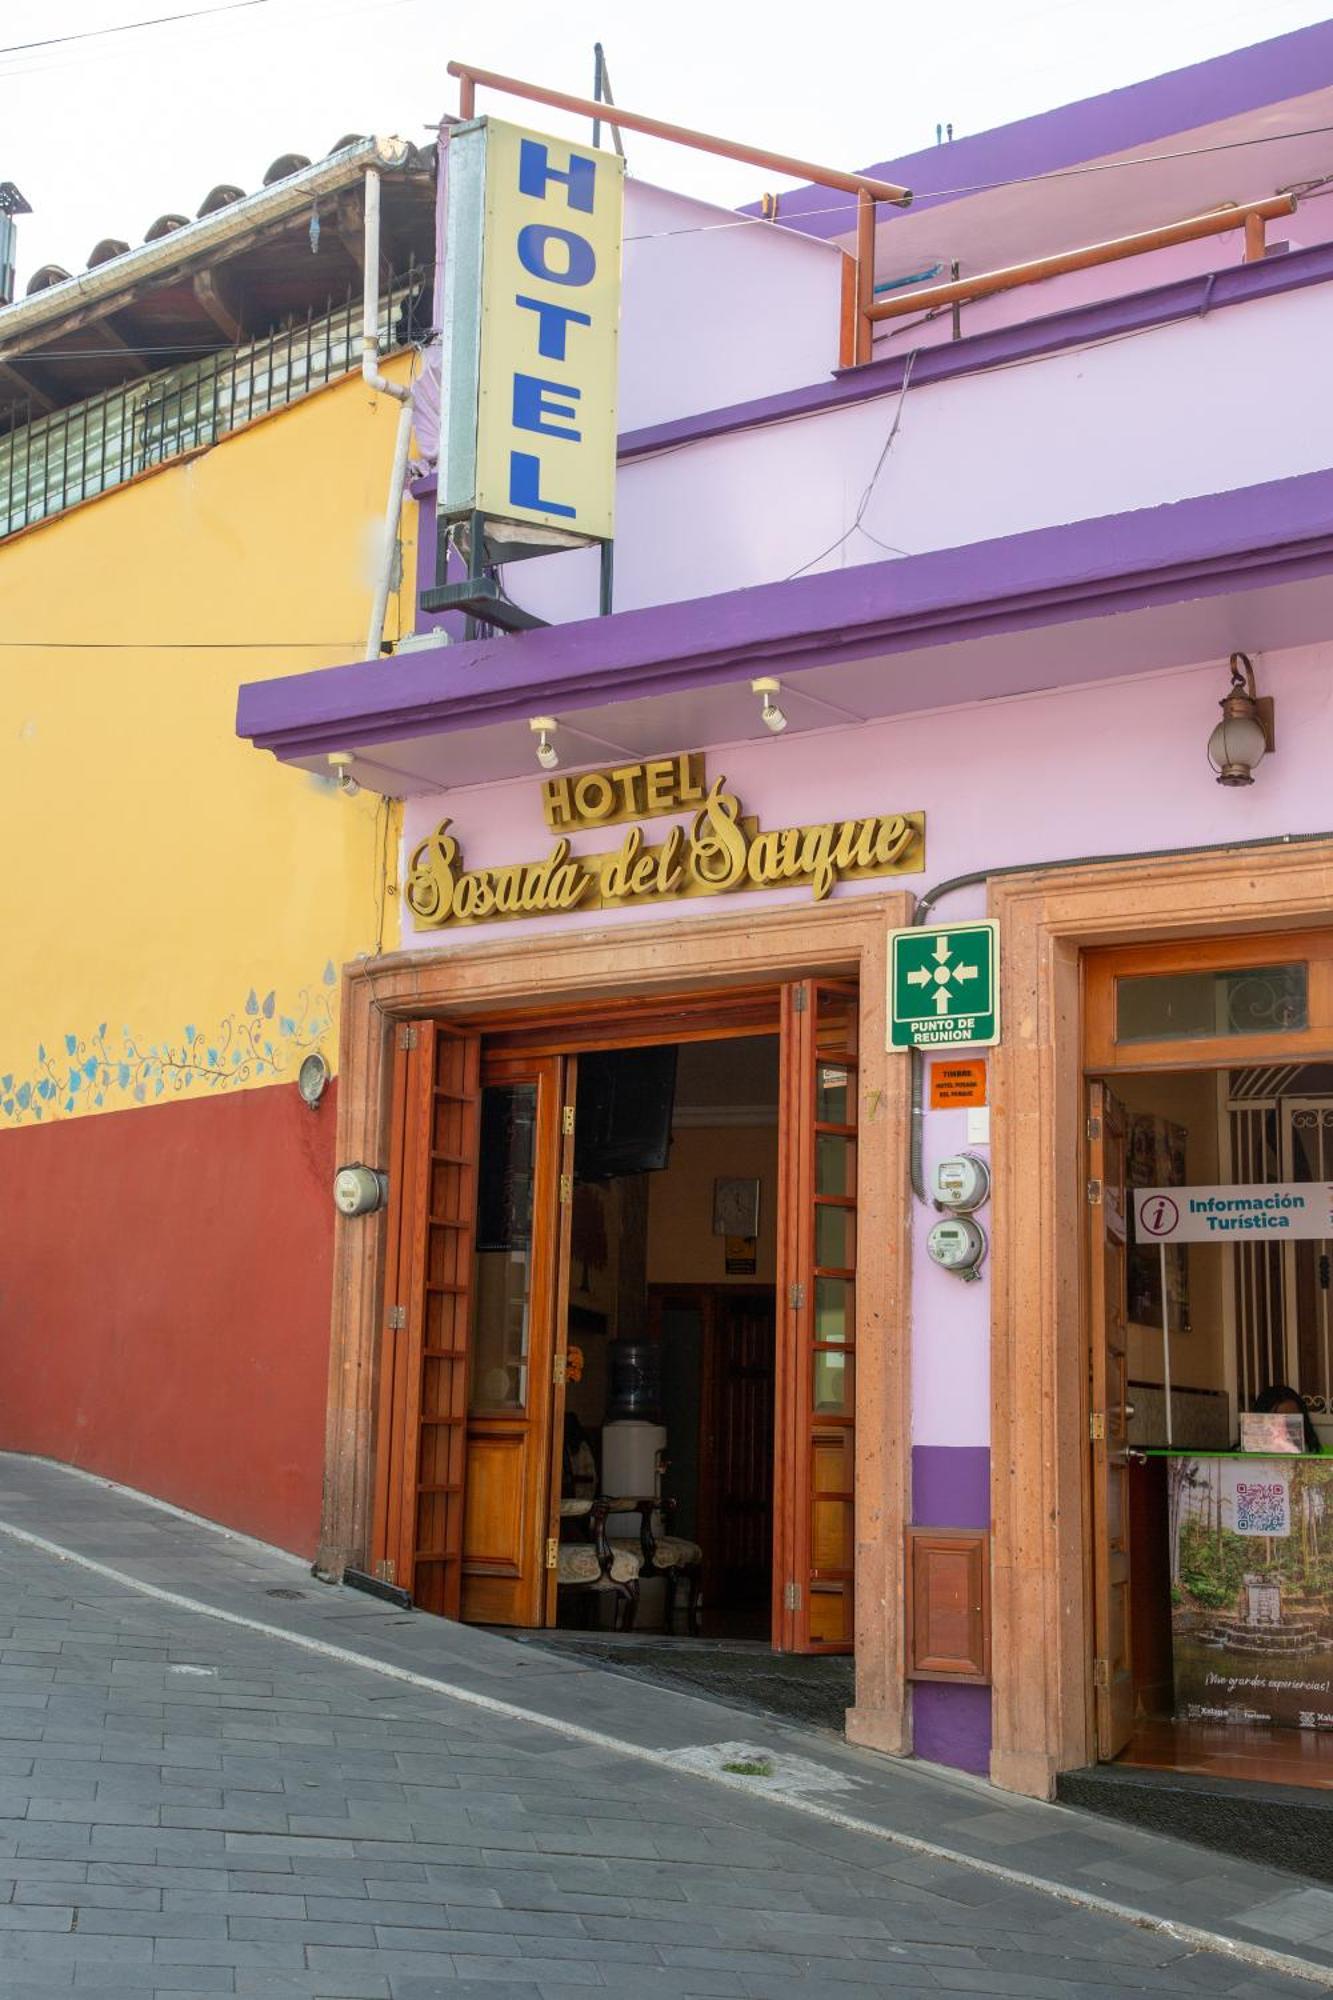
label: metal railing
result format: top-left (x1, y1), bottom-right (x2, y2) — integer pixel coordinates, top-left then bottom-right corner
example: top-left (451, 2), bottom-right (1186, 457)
top-left (448, 60), bottom-right (1299, 368)
top-left (0, 257), bottom-right (433, 539)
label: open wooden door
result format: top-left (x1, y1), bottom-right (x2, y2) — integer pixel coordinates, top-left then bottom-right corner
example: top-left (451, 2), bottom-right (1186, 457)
top-left (1088, 1079), bottom-right (1134, 1758)
top-left (775, 979), bottom-right (858, 1653)
top-left (459, 1051), bottom-right (571, 1627)
top-left (373, 1020), bottom-right (482, 1617)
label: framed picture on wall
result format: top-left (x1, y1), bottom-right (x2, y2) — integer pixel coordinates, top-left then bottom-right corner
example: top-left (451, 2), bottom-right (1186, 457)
top-left (1127, 1112), bottom-right (1192, 1331)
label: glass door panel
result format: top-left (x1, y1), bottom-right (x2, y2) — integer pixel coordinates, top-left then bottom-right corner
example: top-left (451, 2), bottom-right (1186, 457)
top-left (460, 1054), bottom-right (566, 1629)
top-left (469, 1083), bottom-right (538, 1413)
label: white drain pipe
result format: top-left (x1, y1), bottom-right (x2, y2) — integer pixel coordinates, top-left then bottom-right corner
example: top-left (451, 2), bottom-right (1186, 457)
top-left (362, 164), bottom-right (416, 662)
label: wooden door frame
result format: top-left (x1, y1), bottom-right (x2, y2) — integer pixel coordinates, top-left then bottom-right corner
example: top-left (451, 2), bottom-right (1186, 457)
top-left (988, 838), bottom-right (1333, 1800)
top-left (317, 892), bottom-right (912, 1756)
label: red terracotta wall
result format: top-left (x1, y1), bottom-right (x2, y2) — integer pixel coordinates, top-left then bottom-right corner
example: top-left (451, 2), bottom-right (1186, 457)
top-left (0, 1081), bottom-right (336, 1554)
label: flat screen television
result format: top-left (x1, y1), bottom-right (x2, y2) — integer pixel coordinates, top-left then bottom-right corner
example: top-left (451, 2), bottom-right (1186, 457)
top-left (575, 1045), bottom-right (678, 1182)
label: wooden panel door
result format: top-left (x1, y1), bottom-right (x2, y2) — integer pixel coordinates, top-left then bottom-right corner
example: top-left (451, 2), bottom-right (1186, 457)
top-left (705, 1290), bottom-right (777, 1626)
top-left (459, 1052), bottom-right (569, 1627)
top-left (374, 1021), bottom-right (482, 1617)
top-left (1089, 1080), bottom-right (1134, 1758)
top-left (775, 979), bottom-right (858, 1654)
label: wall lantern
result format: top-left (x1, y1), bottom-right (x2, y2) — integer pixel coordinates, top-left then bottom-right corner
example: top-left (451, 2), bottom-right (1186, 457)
top-left (1207, 652), bottom-right (1274, 787)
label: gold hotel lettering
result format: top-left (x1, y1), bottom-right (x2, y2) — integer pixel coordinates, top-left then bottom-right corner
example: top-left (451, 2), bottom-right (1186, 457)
top-left (406, 775), bottom-right (925, 931)
top-left (542, 752), bottom-right (707, 830)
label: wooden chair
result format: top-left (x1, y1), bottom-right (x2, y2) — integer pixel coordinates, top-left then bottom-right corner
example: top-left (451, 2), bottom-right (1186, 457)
top-left (610, 1497), bottom-right (703, 1636)
top-left (556, 1497), bottom-right (641, 1630)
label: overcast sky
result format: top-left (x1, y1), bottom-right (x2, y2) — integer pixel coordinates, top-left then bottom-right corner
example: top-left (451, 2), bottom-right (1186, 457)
top-left (6, 0), bottom-right (1332, 286)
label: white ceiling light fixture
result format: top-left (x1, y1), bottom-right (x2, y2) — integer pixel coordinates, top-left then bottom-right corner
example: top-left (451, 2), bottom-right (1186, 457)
top-left (529, 716), bottom-right (559, 770)
top-left (326, 750), bottom-right (360, 797)
top-left (1207, 652), bottom-right (1274, 787)
top-left (752, 677), bottom-right (787, 734)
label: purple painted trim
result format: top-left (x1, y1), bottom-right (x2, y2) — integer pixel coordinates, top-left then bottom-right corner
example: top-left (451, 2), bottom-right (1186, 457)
top-left (619, 240), bottom-right (1333, 463)
top-left (739, 22), bottom-right (1333, 242)
top-left (913, 1682), bottom-right (992, 1777)
top-left (913, 1447), bottom-right (990, 1531)
top-left (236, 466), bottom-right (1333, 759)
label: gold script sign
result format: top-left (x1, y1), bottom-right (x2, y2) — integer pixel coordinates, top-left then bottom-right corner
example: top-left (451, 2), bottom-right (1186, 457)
top-left (406, 778), bottom-right (925, 930)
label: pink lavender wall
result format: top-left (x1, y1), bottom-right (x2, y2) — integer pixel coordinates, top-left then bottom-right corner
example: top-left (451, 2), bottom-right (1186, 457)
top-left (402, 642), bottom-right (1332, 958)
top-left (865, 227), bottom-right (1316, 360)
top-left (400, 640), bottom-right (1332, 1777)
top-left (506, 276), bottom-right (1333, 625)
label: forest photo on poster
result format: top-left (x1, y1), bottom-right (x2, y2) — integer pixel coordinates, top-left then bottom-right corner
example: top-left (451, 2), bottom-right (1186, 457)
top-left (1171, 1455), bottom-right (1333, 1730)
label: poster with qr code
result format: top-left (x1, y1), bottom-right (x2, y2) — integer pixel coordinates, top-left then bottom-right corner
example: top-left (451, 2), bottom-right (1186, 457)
top-left (1172, 1455), bottom-right (1333, 1731)
top-left (1223, 1463), bottom-right (1292, 1536)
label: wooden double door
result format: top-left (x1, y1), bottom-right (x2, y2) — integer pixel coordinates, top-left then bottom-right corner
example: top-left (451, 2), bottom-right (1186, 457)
top-left (370, 978), bottom-right (860, 1653)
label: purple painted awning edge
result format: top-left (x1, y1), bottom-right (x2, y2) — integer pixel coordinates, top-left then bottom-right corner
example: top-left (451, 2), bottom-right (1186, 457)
top-left (736, 21), bottom-right (1333, 241)
top-left (237, 466), bottom-right (1333, 759)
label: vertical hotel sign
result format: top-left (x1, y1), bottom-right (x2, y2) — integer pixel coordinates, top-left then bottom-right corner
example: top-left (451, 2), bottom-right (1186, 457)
top-left (441, 118), bottom-right (624, 542)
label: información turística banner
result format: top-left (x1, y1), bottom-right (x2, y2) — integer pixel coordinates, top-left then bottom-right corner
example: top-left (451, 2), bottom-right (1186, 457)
top-left (1134, 1183), bottom-right (1333, 1243)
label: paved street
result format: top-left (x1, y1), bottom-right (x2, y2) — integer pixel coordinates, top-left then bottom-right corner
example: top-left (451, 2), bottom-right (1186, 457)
top-left (0, 1457), bottom-right (1324, 1998)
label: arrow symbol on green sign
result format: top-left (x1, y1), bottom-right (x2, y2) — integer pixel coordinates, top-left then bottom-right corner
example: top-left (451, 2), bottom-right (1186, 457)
top-left (908, 935), bottom-right (983, 1014)
top-left (890, 921), bottom-right (998, 1049)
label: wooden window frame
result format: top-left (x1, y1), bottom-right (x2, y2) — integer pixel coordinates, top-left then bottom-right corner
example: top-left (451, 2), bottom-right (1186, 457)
top-left (1085, 928), bottom-right (1333, 1073)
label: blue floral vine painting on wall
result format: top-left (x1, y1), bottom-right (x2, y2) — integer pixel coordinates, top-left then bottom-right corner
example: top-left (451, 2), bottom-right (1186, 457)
top-left (0, 962), bottom-right (339, 1126)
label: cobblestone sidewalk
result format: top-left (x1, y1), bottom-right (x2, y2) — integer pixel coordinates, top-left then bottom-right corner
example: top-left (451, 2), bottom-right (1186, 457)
top-left (0, 1453), bottom-right (1324, 1997)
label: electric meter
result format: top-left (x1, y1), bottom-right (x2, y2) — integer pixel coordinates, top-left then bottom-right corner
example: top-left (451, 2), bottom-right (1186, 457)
top-left (934, 1153), bottom-right (991, 1213)
top-left (926, 1215), bottom-right (987, 1280)
top-left (333, 1164), bottom-right (389, 1217)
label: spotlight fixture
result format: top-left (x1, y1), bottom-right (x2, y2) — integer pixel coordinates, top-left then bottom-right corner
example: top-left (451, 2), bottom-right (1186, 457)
top-left (326, 750), bottom-right (360, 797)
top-left (751, 676), bottom-right (787, 734)
top-left (529, 716), bottom-right (559, 770)
top-left (1207, 653), bottom-right (1273, 787)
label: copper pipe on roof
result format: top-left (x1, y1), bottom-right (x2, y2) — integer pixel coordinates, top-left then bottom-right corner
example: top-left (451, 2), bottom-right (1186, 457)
top-left (868, 192), bottom-right (1297, 322)
top-left (854, 190), bottom-right (876, 366)
top-left (446, 60), bottom-right (913, 205)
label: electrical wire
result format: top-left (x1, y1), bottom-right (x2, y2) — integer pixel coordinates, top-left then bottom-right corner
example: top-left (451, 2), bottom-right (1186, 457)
top-left (0, 0), bottom-right (428, 79)
top-left (0, 0), bottom-right (265, 55)
top-left (784, 348), bottom-right (916, 580)
top-left (620, 122), bottom-right (1333, 246)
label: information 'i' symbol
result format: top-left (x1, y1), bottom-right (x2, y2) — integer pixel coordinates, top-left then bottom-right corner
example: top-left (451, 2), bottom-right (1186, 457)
top-left (1142, 1195), bottom-right (1179, 1237)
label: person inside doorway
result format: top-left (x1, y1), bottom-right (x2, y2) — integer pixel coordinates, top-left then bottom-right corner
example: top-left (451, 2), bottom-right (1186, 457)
top-left (1251, 1382), bottom-right (1324, 1454)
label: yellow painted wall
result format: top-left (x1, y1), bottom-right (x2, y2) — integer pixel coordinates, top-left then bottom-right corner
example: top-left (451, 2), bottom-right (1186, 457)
top-left (0, 360), bottom-right (417, 1126)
